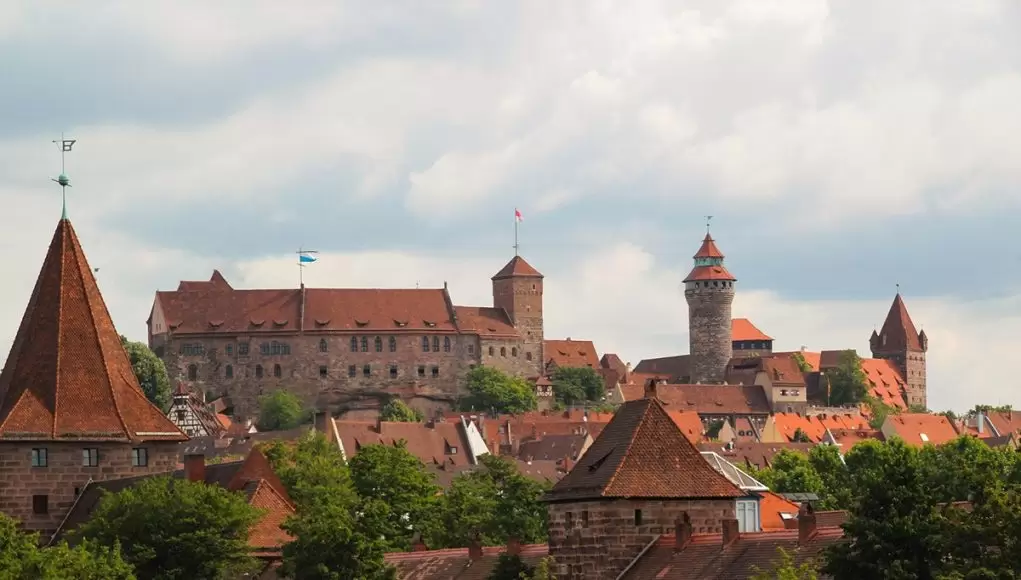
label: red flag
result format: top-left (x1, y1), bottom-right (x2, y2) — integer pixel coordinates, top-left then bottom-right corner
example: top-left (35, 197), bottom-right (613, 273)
top-left (514, 208), bottom-right (523, 222)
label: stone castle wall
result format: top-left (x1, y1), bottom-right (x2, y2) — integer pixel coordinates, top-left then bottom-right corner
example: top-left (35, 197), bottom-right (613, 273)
top-left (547, 498), bottom-right (735, 580)
top-left (685, 281), bottom-right (734, 384)
top-left (0, 441), bottom-right (179, 537)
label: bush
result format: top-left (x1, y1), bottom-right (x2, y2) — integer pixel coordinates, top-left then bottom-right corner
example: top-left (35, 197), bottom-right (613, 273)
top-left (258, 389), bottom-right (307, 431)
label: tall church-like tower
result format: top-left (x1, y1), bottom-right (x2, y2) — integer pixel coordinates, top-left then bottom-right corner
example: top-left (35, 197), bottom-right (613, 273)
top-left (870, 293), bottom-right (928, 408)
top-left (684, 231), bottom-right (736, 384)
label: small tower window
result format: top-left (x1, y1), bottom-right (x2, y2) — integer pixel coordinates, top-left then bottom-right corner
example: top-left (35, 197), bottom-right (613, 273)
top-left (418, 366), bottom-right (426, 377)
top-left (489, 346), bottom-right (495, 356)
top-left (634, 509), bottom-right (643, 526)
top-left (319, 366), bottom-right (328, 378)
top-left (500, 347), bottom-right (507, 357)
top-left (255, 365), bottom-right (264, 379)
top-left (225, 365), bottom-right (233, 379)
top-left (187, 364), bottom-right (198, 381)
top-left (319, 339), bottom-right (328, 353)
top-left (225, 343), bottom-right (234, 356)
top-left (443, 337), bottom-right (451, 352)
top-left (363, 364), bottom-right (371, 377)
top-left (526, 352), bottom-right (532, 361)
top-left (389, 365), bottom-right (398, 379)
top-left (375, 336), bottom-right (383, 352)
top-left (512, 347), bottom-right (518, 357)
top-left (273, 364), bottom-right (282, 378)
top-left (348, 365), bottom-right (357, 378)
top-left (350, 337), bottom-right (358, 352)
top-left (431, 366), bottom-right (440, 378)
top-left (389, 336), bottom-right (397, 352)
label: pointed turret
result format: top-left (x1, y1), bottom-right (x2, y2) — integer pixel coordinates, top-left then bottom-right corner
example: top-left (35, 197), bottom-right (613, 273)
top-left (684, 229), bottom-right (736, 384)
top-left (873, 294), bottom-right (922, 352)
top-left (683, 234), bottom-right (735, 282)
top-left (0, 219), bottom-right (186, 441)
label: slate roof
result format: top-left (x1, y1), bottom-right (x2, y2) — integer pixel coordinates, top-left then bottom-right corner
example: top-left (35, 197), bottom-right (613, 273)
top-left (545, 397), bottom-right (744, 502)
top-left (0, 219), bottom-right (186, 442)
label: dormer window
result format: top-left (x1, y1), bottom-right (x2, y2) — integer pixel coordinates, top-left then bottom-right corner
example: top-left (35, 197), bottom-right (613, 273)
top-left (424, 320), bottom-right (437, 328)
top-left (355, 320), bottom-right (369, 327)
top-left (394, 319), bottom-right (408, 328)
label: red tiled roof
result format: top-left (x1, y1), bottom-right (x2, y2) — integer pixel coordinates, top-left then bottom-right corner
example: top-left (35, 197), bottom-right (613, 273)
top-left (683, 264), bottom-right (736, 282)
top-left (772, 413), bottom-right (827, 443)
top-left (453, 306), bottom-right (519, 338)
top-left (332, 420), bottom-right (474, 468)
top-left (0, 219), bottom-right (186, 442)
top-left (698, 442), bottom-right (817, 471)
top-left (386, 543), bottom-right (549, 579)
top-left (546, 397), bottom-right (744, 501)
top-left (666, 410), bottom-right (705, 444)
top-left (986, 411), bottom-right (1021, 437)
top-left (693, 233), bottom-right (725, 259)
top-left (875, 294), bottom-right (923, 352)
top-left (860, 358), bottom-right (908, 410)
top-left (491, 255), bottom-right (543, 280)
top-left (758, 490), bottom-right (801, 530)
top-left (775, 350), bottom-right (821, 371)
top-left (544, 339), bottom-right (599, 368)
top-left (761, 355), bottom-right (807, 387)
top-left (246, 479), bottom-right (295, 550)
top-left (656, 384), bottom-right (772, 416)
top-left (732, 318), bottom-right (772, 341)
top-left (827, 427), bottom-right (883, 447)
top-left (883, 413), bottom-right (960, 447)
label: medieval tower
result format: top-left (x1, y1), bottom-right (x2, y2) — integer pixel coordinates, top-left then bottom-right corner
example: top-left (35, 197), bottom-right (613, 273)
top-left (492, 255), bottom-right (545, 377)
top-left (870, 293), bottom-right (928, 408)
top-left (684, 231), bottom-right (735, 384)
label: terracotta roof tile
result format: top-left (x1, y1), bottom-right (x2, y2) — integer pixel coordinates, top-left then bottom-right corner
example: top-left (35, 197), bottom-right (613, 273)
top-left (875, 294), bottom-right (923, 352)
top-left (453, 306), bottom-right (519, 338)
top-left (544, 339), bottom-right (599, 368)
top-left (698, 442), bottom-right (817, 471)
top-left (692, 233), bottom-right (725, 259)
top-left (667, 410), bottom-right (705, 444)
top-left (683, 264), bottom-right (736, 282)
top-left (386, 543), bottom-right (549, 580)
top-left (491, 255), bottom-right (543, 280)
top-left (332, 420), bottom-right (474, 467)
top-left (826, 428), bottom-right (883, 448)
top-left (656, 384), bottom-right (772, 416)
top-left (757, 490), bottom-right (801, 530)
top-left (246, 479), bottom-right (295, 550)
top-left (986, 411), bottom-right (1021, 437)
top-left (860, 358), bottom-right (908, 410)
top-left (546, 398), bottom-right (744, 502)
top-left (0, 219), bottom-right (186, 442)
top-left (772, 413), bottom-right (828, 443)
top-left (731, 318), bottom-right (772, 341)
top-left (517, 433), bottom-right (588, 461)
top-left (883, 413), bottom-right (959, 447)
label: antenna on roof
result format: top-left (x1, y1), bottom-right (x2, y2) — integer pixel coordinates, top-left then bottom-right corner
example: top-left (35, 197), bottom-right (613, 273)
top-left (51, 134), bottom-right (76, 219)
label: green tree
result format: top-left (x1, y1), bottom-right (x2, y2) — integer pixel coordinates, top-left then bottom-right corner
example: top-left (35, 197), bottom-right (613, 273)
top-left (864, 396), bottom-right (899, 430)
top-left (0, 514), bottom-right (136, 580)
top-left (791, 428), bottom-right (812, 443)
top-left (754, 450), bottom-right (825, 499)
top-left (379, 398), bottom-right (424, 422)
top-left (751, 547), bottom-right (819, 579)
top-left (261, 431), bottom-right (357, 510)
top-left (974, 404), bottom-right (1012, 414)
top-left (489, 553), bottom-right (534, 580)
top-left (281, 501), bottom-right (396, 580)
top-left (907, 404), bottom-right (929, 413)
top-left (826, 350), bottom-right (868, 406)
top-left (120, 335), bottom-right (172, 412)
top-left (257, 389), bottom-right (307, 431)
top-left (529, 557), bottom-right (556, 580)
top-left (550, 366), bottom-right (606, 406)
top-left (72, 476), bottom-right (261, 580)
top-left (791, 352), bottom-right (813, 373)
top-left (348, 442), bottom-right (441, 551)
top-left (458, 367), bottom-right (537, 415)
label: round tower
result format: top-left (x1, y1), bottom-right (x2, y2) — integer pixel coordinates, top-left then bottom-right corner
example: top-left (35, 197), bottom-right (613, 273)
top-left (683, 230), bottom-right (736, 384)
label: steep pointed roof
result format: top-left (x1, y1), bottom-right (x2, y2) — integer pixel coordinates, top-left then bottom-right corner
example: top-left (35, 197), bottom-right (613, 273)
top-left (0, 219), bottom-right (187, 442)
top-left (683, 233), bottom-right (736, 283)
top-left (876, 293), bottom-right (922, 352)
top-left (693, 233), bottom-right (725, 259)
top-left (492, 255), bottom-right (543, 280)
top-left (545, 396), bottom-right (743, 502)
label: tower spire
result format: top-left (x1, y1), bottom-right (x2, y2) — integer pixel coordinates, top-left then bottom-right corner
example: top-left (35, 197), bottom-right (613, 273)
top-left (51, 134), bottom-right (76, 219)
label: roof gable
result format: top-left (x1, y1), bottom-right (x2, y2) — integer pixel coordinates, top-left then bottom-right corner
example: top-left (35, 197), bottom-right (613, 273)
top-left (544, 339), bottom-right (599, 368)
top-left (876, 294), bottom-right (922, 352)
top-left (0, 219), bottom-right (185, 441)
top-left (546, 398), bottom-right (743, 501)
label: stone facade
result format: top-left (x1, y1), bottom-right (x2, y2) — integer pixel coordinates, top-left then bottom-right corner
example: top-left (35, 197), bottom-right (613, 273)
top-left (0, 441), bottom-right (179, 538)
top-left (493, 273), bottom-right (545, 371)
top-left (547, 498), bottom-right (736, 579)
top-left (685, 279), bottom-right (735, 384)
top-left (872, 347), bottom-right (927, 409)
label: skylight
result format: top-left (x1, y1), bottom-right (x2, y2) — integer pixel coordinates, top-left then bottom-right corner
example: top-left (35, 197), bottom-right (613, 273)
top-left (920, 433), bottom-right (929, 442)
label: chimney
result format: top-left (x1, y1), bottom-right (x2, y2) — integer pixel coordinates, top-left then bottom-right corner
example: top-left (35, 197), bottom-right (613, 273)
top-left (468, 535), bottom-right (483, 561)
top-left (644, 378), bottom-right (659, 400)
top-left (675, 513), bottom-right (693, 550)
top-left (562, 455), bottom-right (574, 472)
top-left (798, 504), bottom-right (817, 545)
top-left (977, 410), bottom-right (985, 435)
top-left (184, 454), bottom-right (206, 483)
top-left (722, 518), bottom-right (740, 547)
top-left (506, 536), bottom-right (521, 557)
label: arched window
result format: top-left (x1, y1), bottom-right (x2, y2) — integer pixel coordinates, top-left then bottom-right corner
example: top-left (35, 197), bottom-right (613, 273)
top-left (255, 365), bottom-right (264, 379)
top-left (432, 337), bottom-right (440, 352)
top-left (225, 343), bottom-right (234, 356)
top-left (489, 346), bottom-right (495, 356)
top-left (274, 364), bottom-right (282, 378)
top-left (225, 365), bottom-right (233, 379)
top-left (500, 347), bottom-right (506, 357)
top-left (443, 337), bottom-right (451, 352)
top-left (319, 339), bottom-right (328, 353)
top-left (422, 336), bottom-right (430, 352)
top-left (374, 336), bottom-right (383, 352)
top-left (389, 336), bottom-right (397, 352)
top-left (187, 364), bottom-right (197, 381)
top-left (360, 337), bottom-right (368, 352)
top-left (512, 347), bottom-right (518, 357)
top-left (526, 352), bottom-right (532, 361)
top-left (350, 337), bottom-right (358, 352)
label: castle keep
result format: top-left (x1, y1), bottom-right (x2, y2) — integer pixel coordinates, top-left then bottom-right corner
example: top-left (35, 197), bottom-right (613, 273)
top-left (684, 231), bottom-right (736, 384)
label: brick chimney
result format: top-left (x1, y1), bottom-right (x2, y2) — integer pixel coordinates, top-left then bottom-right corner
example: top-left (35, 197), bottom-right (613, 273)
top-left (506, 536), bottom-right (521, 557)
top-left (184, 454), bottom-right (206, 483)
top-left (468, 534), bottom-right (483, 561)
top-left (722, 518), bottom-right (740, 547)
top-left (675, 513), bottom-right (693, 550)
top-left (798, 503), bottom-right (817, 545)
top-left (644, 378), bottom-right (659, 400)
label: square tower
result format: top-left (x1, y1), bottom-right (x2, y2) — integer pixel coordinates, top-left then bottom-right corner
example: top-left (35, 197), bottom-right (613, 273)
top-left (870, 293), bottom-right (928, 408)
top-left (492, 256), bottom-right (544, 376)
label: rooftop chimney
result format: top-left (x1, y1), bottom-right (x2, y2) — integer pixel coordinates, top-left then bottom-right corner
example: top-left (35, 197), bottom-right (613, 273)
top-left (977, 410), bottom-right (985, 435)
top-left (798, 503), bottom-right (818, 545)
top-left (506, 536), bottom-right (521, 557)
top-left (468, 534), bottom-right (483, 561)
top-left (184, 454), bottom-right (206, 483)
top-left (722, 518), bottom-right (740, 547)
top-left (675, 513), bottom-right (693, 550)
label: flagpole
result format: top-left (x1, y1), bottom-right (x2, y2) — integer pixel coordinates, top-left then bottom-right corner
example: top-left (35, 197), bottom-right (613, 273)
top-left (514, 215), bottom-right (519, 256)
top-left (296, 248), bottom-right (318, 288)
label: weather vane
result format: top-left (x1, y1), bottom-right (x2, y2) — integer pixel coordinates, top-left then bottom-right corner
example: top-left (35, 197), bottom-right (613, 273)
top-left (51, 134), bottom-right (76, 219)
top-left (705, 215), bottom-right (713, 234)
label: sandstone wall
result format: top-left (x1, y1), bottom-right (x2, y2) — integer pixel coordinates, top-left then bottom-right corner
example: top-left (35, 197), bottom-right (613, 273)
top-left (685, 281), bottom-right (734, 384)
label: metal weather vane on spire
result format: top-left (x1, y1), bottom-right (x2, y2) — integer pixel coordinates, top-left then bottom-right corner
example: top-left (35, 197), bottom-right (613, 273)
top-left (705, 215), bottom-right (713, 234)
top-left (51, 134), bottom-right (76, 219)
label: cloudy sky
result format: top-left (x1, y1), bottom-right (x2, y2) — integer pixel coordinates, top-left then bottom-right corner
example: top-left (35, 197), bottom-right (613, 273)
top-left (1, 0), bottom-right (1019, 412)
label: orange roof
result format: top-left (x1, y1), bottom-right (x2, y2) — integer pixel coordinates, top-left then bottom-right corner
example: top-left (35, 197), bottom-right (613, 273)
top-left (684, 264), bottom-right (736, 282)
top-left (246, 479), bottom-right (295, 550)
top-left (884, 413), bottom-right (959, 447)
top-left (759, 490), bottom-right (800, 530)
top-left (693, 233), bottom-right (725, 259)
top-left (492, 255), bottom-right (543, 279)
top-left (333, 420), bottom-right (475, 468)
top-left (453, 306), bottom-right (519, 338)
top-left (827, 428), bottom-right (883, 448)
top-left (732, 318), bottom-right (772, 341)
top-left (986, 411), bottom-right (1021, 437)
top-left (860, 358), bottom-right (908, 410)
top-left (667, 410), bottom-right (704, 444)
top-left (761, 355), bottom-right (807, 386)
top-left (544, 339), bottom-right (599, 368)
top-left (772, 413), bottom-right (827, 443)
top-left (0, 219), bottom-right (186, 442)
top-left (775, 350), bottom-right (821, 371)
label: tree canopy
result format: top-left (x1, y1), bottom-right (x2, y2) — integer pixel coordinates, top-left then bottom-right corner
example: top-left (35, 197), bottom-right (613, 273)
top-left (72, 476), bottom-right (261, 580)
top-left (257, 389), bottom-right (308, 431)
top-left (825, 350), bottom-right (868, 406)
top-left (458, 367), bottom-right (537, 415)
top-left (379, 398), bottom-right (424, 422)
top-left (120, 335), bottom-right (172, 412)
top-left (0, 513), bottom-right (135, 580)
top-left (549, 366), bottom-right (605, 407)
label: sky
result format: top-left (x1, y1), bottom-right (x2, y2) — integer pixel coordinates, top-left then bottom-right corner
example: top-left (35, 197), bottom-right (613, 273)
top-left (1, 0), bottom-right (1019, 413)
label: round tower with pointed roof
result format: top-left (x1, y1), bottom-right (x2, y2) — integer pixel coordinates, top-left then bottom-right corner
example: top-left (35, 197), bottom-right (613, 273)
top-left (683, 231), bottom-right (736, 384)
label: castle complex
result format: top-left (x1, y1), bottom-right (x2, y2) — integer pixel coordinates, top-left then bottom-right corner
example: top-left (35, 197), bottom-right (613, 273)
top-left (148, 255), bottom-right (546, 419)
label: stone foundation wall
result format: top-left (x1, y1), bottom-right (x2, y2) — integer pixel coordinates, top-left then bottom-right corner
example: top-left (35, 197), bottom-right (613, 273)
top-left (0, 441), bottom-right (179, 538)
top-left (547, 498), bottom-right (736, 580)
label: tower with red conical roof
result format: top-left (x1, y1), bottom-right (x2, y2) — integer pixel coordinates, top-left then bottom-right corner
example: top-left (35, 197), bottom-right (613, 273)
top-left (870, 293), bottom-right (927, 408)
top-left (683, 230), bottom-right (736, 384)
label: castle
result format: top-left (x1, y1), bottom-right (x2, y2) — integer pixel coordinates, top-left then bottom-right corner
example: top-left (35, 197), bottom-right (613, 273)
top-left (147, 255), bottom-right (547, 419)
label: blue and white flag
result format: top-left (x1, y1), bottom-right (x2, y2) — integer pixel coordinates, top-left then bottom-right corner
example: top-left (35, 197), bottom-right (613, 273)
top-left (299, 253), bottom-right (318, 264)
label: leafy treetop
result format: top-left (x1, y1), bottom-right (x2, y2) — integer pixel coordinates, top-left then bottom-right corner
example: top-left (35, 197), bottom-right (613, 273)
top-left (120, 335), bottom-right (172, 412)
top-left (258, 389), bottom-right (308, 431)
top-left (458, 367), bottom-right (537, 415)
top-left (0, 513), bottom-right (136, 580)
top-left (549, 366), bottom-right (606, 407)
top-left (825, 350), bottom-right (868, 406)
top-left (379, 398), bottom-right (424, 422)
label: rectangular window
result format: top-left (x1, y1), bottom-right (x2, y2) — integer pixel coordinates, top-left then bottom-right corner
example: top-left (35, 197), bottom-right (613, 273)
top-left (389, 365), bottom-right (398, 379)
top-left (363, 364), bottom-right (371, 377)
top-left (348, 365), bottom-right (357, 378)
top-left (565, 511), bottom-right (574, 530)
top-left (418, 366), bottom-right (426, 378)
top-left (319, 366), bottom-right (328, 379)
top-left (634, 509), bottom-right (643, 526)
top-left (431, 366), bottom-right (439, 378)
top-left (582, 510), bottom-right (589, 527)
top-left (82, 448), bottom-right (99, 467)
top-left (467, 344), bottom-right (475, 355)
top-left (32, 495), bottom-right (48, 515)
top-left (31, 448), bottom-right (47, 467)
top-left (225, 343), bottom-right (234, 356)
top-left (238, 342), bottom-right (249, 355)
top-left (131, 448), bottom-right (148, 467)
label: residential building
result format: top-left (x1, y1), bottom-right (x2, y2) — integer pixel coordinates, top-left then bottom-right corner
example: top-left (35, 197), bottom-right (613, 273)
top-left (147, 255), bottom-right (545, 420)
top-left (0, 218), bottom-right (187, 538)
top-left (881, 413), bottom-right (960, 447)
